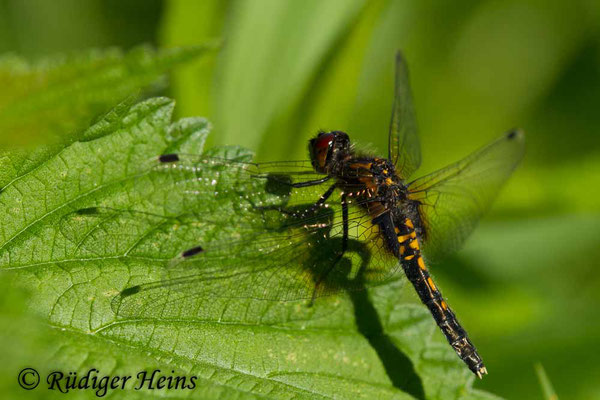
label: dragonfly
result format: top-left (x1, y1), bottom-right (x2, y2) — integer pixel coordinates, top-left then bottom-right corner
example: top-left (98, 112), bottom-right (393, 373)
top-left (101, 51), bottom-right (524, 379)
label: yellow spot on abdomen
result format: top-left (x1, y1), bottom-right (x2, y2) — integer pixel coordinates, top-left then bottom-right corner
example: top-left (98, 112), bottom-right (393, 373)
top-left (427, 277), bottom-right (437, 292)
top-left (418, 257), bottom-right (426, 270)
top-left (404, 255), bottom-right (415, 261)
top-left (405, 219), bottom-right (414, 229)
top-left (441, 301), bottom-right (448, 310)
top-left (398, 232), bottom-right (416, 243)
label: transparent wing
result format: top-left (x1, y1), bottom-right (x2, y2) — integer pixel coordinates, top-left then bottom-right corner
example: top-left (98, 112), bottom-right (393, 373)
top-left (59, 152), bottom-right (401, 321)
top-left (388, 51), bottom-right (421, 179)
top-left (407, 130), bottom-right (525, 260)
top-left (110, 205), bottom-right (399, 321)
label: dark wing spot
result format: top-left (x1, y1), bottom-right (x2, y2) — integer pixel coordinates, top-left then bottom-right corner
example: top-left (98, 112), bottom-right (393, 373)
top-left (182, 246), bottom-right (204, 258)
top-left (159, 153), bottom-right (180, 163)
top-left (507, 129), bottom-right (522, 140)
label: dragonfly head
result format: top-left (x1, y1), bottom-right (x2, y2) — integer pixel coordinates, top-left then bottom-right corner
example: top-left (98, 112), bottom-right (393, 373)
top-left (309, 131), bottom-right (350, 174)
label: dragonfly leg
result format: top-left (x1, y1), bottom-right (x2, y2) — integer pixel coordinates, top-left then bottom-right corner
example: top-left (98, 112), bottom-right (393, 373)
top-left (309, 192), bottom-right (348, 305)
top-left (260, 182), bottom-right (337, 219)
top-left (291, 175), bottom-right (332, 188)
top-left (264, 174), bottom-right (332, 188)
top-left (250, 173), bottom-right (331, 196)
top-left (295, 183), bottom-right (337, 219)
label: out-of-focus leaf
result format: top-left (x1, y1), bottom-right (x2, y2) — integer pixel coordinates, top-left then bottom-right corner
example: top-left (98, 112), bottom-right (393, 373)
top-left (160, 0), bottom-right (226, 125)
top-left (163, 0), bottom-right (366, 154)
top-left (0, 44), bottom-right (211, 147)
top-left (264, 0), bottom-right (390, 160)
top-left (214, 0), bottom-right (366, 151)
top-left (535, 363), bottom-right (559, 400)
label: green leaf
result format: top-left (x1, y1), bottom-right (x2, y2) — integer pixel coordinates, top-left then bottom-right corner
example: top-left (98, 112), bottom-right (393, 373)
top-left (534, 363), bottom-right (559, 400)
top-left (0, 44), bottom-right (213, 147)
top-left (2, 98), bottom-right (499, 399)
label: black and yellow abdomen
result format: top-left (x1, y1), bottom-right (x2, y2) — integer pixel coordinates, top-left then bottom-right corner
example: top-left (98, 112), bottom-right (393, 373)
top-left (372, 212), bottom-right (487, 378)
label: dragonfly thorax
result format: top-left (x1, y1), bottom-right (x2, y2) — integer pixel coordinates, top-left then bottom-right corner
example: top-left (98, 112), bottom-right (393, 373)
top-left (308, 131), bottom-right (412, 222)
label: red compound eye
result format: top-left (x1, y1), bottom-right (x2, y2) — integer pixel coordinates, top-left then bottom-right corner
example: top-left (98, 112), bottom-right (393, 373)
top-left (314, 133), bottom-right (335, 151)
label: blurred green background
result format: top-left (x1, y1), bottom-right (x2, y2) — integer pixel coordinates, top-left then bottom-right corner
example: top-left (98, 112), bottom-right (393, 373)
top-left (1, 0), bottom-right (599, 398)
